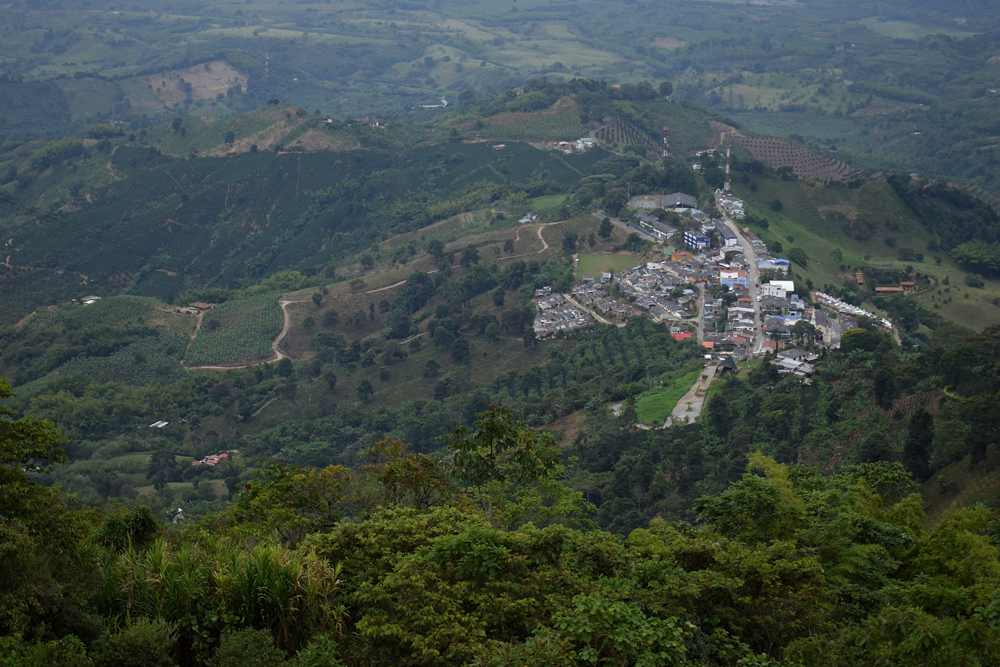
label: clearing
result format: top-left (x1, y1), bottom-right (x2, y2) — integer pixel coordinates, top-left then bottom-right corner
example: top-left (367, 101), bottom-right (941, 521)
top-left (576, 253), bottom-right (639, 279)
top-left (635, 369), bottom-right (702, 424)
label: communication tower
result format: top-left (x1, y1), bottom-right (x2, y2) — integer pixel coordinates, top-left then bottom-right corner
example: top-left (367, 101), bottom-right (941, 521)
top-left (662, 127), bottom-right (669, 160)
top-left (724, 140), bottom-right (731, 193)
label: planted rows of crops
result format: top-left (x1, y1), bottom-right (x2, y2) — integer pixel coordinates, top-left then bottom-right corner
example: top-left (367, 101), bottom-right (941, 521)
top-left (62, 295), bottom-right (160, 328)
top-left (595, 117), bottom-right (657, 150)
top-left (61, 334), bottom-right (189, 386)
top-left (734, 136), bottom-right (850, 181)
top-left (478, 109), bottom-right (587, 143)
top-left (851, 96), bottom-right (906, 116)
top-left (184, 292), bottom-right (283, 366)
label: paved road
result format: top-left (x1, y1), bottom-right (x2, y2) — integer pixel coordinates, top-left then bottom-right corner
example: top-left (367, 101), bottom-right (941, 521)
top-left (695, 283), bottom-right (705, 343)
top-left (716, 197), bottom-right (767, 355)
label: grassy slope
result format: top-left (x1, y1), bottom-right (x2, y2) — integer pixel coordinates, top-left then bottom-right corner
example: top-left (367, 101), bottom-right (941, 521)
top-left (576, 253), bottom-right (639, 278)
top-left (735, 177), bottom-right (1000, 331)
top-left (921, 445), bottom-right (1000, 527)
top-left (635, 368), bottom-right (701, 424)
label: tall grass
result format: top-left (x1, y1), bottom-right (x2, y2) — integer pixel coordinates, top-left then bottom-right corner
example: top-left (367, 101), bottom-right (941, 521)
top-left (98, 536), bottom-right (343, 657)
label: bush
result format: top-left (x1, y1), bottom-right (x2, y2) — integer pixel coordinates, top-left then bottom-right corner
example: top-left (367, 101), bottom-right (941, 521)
top-left (92, 505), bottom-right (159, 552)
top-left (0, 634), bottom-right (91, 666)
top-left (965, 273), bottom-right (985, 288)
top-left (788, 247), bottom-right (809, 267)
top-left (208, 628), bottom-right (285, 667)
top-left (90, 617), bottom-right (177, 667)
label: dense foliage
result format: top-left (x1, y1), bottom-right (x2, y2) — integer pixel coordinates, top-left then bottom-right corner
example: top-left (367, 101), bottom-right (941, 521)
top-left (7, 384), bottom-right (1000, 666)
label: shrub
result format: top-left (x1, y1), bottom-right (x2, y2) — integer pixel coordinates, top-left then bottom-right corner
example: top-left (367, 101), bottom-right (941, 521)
top-left (90, 617), bottom-right (177, 667)
top-left (788, 247), bottom-right (809, 267)
top-left (965, 273), bottom-right (985, 288)
top-left (92, 505), bottom-right (159, 552)
top-left (208, 628), bottom-right (284, 667)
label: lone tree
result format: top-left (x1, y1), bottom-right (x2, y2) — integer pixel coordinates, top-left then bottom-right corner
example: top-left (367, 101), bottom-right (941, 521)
top-left (357, 379), bottom-right (374, 403)
top-left (445, 404), bottom-right (562, 526)
top-left (599, 217), bottom-right (613, 239)
top-left (902, 408), bottom-right (934, 482)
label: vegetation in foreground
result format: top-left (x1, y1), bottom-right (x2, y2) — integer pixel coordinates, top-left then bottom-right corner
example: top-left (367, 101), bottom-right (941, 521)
top-left (7, 375), bottom-right (1000, 667)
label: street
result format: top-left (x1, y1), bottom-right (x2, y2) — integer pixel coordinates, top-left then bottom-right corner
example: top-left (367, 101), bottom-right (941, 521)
top-left (716, 195), bottom-right (767, 355)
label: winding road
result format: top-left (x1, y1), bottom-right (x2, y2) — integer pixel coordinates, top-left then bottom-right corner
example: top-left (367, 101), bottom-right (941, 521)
top-left (183, 299), bottom-right (307, 370)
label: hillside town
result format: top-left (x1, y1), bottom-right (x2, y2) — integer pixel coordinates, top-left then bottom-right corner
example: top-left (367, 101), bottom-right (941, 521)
top-left (533, 189), bottom-right (896, 371)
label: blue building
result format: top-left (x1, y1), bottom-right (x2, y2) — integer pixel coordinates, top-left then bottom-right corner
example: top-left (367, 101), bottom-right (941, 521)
top-left (684, 230), bottom-right (708, 250)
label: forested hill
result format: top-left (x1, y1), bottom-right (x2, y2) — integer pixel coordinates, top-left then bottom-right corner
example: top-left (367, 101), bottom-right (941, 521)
top-left (7, 73), bottom-right (1000, 666)
top-left (7, 376), bottom-right (1000, 666)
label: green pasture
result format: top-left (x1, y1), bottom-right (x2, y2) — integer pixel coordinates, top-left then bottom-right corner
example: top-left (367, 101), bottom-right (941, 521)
top-left (531, 194), bottom-right (570, 210)
top-left (856, 18), bottom-right (975, 40)
top-left (734, 177), bottom-right (1000, 331)
top-left (635, 369), bottom-right (701, 424)
top-left (576, 253), bottom-right (638, 279)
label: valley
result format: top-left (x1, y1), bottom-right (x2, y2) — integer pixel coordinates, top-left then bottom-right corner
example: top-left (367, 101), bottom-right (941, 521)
top-left (4, 2), bottom-right (1000, 664)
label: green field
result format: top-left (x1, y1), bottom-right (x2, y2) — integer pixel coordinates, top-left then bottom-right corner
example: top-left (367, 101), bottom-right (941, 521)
top-left (531, 194), bottom-right (571, 210)
top-left (576, 253), bottom-right (639, 279)
top-left (635, 369), bottom-right (701, 424)
top-left (184, 292), bottom-right (283, 366)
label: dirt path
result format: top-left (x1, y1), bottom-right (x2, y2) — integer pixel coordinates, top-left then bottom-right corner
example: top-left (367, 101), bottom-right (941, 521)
top-left (536, 222), bottom-right (562, 251)
top-left (13, 312), bottom-right (33, 330)
top-left (664, 365), bottom-right (717, 427)
top-left (589, 121), bottom-right (611, 141)
top-left (106, 146), bottom-right (121, 181)
top-left (361, 280), bottom-right (407, 294)
top-left (183, 311), bottom-right (204, 359)
top-left (183, 299), bottom-right (307, 370)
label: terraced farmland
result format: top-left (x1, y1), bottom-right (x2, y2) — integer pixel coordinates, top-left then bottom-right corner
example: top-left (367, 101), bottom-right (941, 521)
top-left (734, 135), bottom-right (851, 181)
top-left (184, 292), bottom-right (283, 367)
top-left (595, 117), bottom-right (658, 151)
top-left (851, 96), bottom-right (907, 117)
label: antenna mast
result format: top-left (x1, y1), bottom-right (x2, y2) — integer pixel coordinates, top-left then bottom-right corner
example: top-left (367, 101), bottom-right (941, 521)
top-left (724, 140), bottom-right (731, 193)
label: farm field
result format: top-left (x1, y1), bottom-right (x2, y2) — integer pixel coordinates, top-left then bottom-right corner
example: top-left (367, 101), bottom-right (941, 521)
top-left (184, 292), bottom-right (283, 366)
top-left (733, 135), bottom-right (851, 181)
top-left (61, 334), bottom-right (190, 386)
top-left (474, 106), bottom-right (588, 143)
top-left (576, 253), bottom-right (639, 279)
top-left (530, 194), bottom-right (571, 211)
top-left (635, 369), bottom-right (701, 424)
top-left (378, 210), bottom-right (494, 250)
top-left (595, 116), bottom-right (657, 151)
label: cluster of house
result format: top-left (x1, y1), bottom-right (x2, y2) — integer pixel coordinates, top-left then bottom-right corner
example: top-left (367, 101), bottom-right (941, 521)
top-left (550, 137), bottom-right (595, 154)
top-left (573, 256), bottom-right (721, 324)
top-left (703, 265), bottom-right (757, 360)
top-left (533, 287), bottom-right (593, 338)
top-left (813, 292), bottom-right (893, 331)
top-left (770, 348), bottom-right (819, 384)
top-left (571, 282), bottom-right (641, 320)
top-left (191, 452), bottom-right (231, 467)
top-left (683, 218), bottom-right (740, 251)
top-left (717, 193), bottom-right (745, 220)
